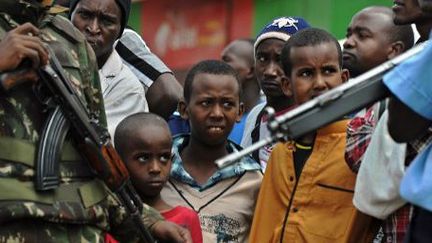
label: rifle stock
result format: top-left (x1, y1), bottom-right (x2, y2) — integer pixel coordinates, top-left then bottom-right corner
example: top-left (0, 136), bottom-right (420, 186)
top-left (216, 41), bottom-right (428, 168)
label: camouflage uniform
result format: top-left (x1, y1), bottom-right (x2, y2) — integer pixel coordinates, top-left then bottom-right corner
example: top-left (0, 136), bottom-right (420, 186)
top-left (0, 1), bottom-right (162, 242)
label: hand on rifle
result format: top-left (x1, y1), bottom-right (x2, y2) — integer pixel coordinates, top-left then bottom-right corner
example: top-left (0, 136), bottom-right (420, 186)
top-left (0, 22), bottom-right (48, 90)
top-left (151, 220), bottom-right (192, 243)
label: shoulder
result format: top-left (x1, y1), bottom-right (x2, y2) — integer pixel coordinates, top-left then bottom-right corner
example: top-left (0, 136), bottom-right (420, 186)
top-left (47, 14), bottom-right (85, 43)
top-left (118, 28), bottom-right (151, 52)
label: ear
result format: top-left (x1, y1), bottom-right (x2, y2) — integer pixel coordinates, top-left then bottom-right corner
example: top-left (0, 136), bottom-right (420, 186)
top-left (341, 68), bottom-right (350, 83)
top-left (281, 75), bottom-right (293, 97)
top-left (236, 102), bottom-right (245, 123)
top-left (178, 99), bottom-right (189, 120)
top-left (388, 41), bottom-right (405, 59)
top-left (245, 65), bottom-right (255, 80)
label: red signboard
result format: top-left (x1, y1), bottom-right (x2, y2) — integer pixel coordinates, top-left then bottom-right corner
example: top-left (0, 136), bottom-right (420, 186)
top-left (140, 0), bottom-right (252, 70)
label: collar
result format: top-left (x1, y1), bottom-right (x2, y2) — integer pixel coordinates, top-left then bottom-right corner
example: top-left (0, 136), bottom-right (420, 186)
top-left (99, 50), bottom-right (123, 79)
top-left (170, 134), bottom-right (261, 191)
top-left (317, 119), bottom-right (350, 136)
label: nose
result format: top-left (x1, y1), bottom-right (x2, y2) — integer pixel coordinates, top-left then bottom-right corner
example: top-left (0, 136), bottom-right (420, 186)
top-left (86, 19), bottom-right (101, 35)
top-left (210, 104), bottom-right (224, 119)
top-left (263, 61), bottom-right (283, 78)
top-left (343, 35), bottom-right (355, 49)
top-left (313, 74), bottom-right (328, 92)
top-left (148, 160), bottom-right (161, 175)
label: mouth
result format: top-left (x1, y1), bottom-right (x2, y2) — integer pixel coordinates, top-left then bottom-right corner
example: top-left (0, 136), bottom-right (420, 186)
top-left (208, 126), bottom-right (225, 134)
top-left (85, 37), bottom-right (101, 47)
top-left (261, 80), bottom-right (281, 89)
top-left (342, 52), bottom-right (355, 61)
top-left (311, 91), bottom-right (328, 99)
top-left (147, 180), bottom-right (164, 187)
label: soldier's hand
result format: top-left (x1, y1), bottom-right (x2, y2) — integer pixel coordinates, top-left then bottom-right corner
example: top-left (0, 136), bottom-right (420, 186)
top-left (0, 22), bottom-right (48, 72)
top-left (151, 220), bottom-right (192, 243)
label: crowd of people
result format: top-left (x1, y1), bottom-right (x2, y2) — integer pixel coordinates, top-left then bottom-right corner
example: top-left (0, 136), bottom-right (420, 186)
top-left (0, 0), bottom-right (431, 242)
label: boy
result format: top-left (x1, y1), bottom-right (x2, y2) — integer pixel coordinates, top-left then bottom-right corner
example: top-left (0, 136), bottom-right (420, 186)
top-left (240, 16), bottom-right (310, 171)
top-left (160, 60), bottom-right (262, 242)
top-left (249, 28), bottom-right (364, 242)
top-left (115, 112), bottom-right (202, 243)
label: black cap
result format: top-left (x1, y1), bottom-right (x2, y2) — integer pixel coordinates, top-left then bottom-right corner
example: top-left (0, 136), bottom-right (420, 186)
top-left (69, 0), bottom-right (130, 39)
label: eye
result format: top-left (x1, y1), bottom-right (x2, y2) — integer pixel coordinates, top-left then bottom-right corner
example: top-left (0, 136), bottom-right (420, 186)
top-left (200, 100), bottom-right (211, 107)
top-left (78, 10), bottom-right (91, 20)
top-left (357, 30), bottom-right (370, 39)
top-left (223, 101), bottom-right (235, 108)
top-left (299, 70), bottom-right (313, 77)
top-left (137, 153), bottom-right (150, 163)
top-left (160, 153), bottom-right (172, 164)
top-left (256, 54), bottom-right (267, 63)
top-left (101, 17), bottom-right (116, 26)
top-left (323, 67), bottom-right (338, 75)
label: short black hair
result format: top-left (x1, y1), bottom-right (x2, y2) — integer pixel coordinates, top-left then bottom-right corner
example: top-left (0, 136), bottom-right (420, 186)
top-left (281, 28), bottom-right (342, 75)
top-left (114, 112), bottom-right (170, 159)
top-left (183, 60), bottom-right (241, 103)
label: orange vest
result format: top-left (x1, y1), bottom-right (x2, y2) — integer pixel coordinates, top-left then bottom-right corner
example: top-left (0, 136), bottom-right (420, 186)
top-left (249, 120), bottom-right (362, 243)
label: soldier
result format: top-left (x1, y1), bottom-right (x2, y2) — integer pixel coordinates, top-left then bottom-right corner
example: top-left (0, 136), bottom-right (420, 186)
top-left (0, 0), bottom-right (191, 242)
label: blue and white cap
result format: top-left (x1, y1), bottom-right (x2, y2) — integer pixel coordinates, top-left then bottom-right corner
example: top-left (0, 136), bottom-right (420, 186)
top-left (254, 17), bottom-right (311, 51)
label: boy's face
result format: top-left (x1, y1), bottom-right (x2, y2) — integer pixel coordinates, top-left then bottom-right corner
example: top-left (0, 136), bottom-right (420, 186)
top-left (124, 125), bottom-right (173, 198)
top-left (255, 38), bottom-right (288, 99)
top-left (282, 42), bottom-right (349, 105)
top-left (343, 10), bottom-right (396, 77)
top-left (180, 73), bottom-right (243, 146)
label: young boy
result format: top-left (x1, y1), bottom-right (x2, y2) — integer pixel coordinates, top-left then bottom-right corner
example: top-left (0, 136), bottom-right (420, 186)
top-left (114, 112), bottom-right (203, 243)
top-left (249, 28), bottom-right (365, 242)
top-left (160, 60), bottom-right (262, 242)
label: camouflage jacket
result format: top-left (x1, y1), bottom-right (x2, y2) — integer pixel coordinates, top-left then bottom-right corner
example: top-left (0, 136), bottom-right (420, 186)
top-left (0, 1), bottom-right (161, 242)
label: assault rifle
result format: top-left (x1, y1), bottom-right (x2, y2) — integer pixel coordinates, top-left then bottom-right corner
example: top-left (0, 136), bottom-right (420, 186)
top-left (216, 41), bottom-right (428, 168)
top-left (33, 47), bottom-right (155, 242)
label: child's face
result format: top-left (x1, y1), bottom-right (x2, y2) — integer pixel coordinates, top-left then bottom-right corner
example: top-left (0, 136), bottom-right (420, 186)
top-left (180, 73), bottom-right (243, 146)
top-left (124, 125), bottom-right (173, 198)
top-left (255, 39), bottom-right (288, 99)
top-left (282, 42), bottom-right (349, 105)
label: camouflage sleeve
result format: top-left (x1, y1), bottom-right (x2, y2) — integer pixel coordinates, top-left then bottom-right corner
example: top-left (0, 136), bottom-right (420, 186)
top-left (106, 191), bottom-right (164, 242)
top-left (82, 41), bottom-right (108, 129)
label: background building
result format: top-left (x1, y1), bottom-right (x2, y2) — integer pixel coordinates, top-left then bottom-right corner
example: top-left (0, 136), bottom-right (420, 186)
top-left (129, 0), bottom-right (392, 83)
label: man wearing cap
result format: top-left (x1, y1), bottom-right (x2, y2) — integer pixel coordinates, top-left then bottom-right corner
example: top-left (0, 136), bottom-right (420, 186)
top-left (240, 16), bottom-right (310, 171)
top-left (70, 0), bottom-right (148, 140)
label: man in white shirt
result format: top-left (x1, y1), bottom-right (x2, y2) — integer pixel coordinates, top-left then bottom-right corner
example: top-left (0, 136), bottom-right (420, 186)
top-left (70, 0), bottom-right (148, 138)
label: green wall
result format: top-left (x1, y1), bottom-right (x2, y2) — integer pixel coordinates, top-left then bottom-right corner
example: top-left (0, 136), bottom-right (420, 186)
top-left (128, 2), bottom-right (142, 32)
top-left (253, 0), bottom-right (393, 39)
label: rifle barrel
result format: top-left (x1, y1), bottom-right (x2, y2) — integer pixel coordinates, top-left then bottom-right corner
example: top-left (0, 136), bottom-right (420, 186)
top-left (215, 41), bottom-right (428, 169)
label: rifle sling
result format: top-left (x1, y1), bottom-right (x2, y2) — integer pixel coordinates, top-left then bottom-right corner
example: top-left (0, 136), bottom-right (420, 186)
top-left (0, 136), bottom-right (94, 178)
top-left (0, 177), bottom-right (107, 207)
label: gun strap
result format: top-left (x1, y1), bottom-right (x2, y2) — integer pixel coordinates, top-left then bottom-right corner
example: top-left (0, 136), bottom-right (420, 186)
top-left (0, 177), bottom-right (106, 207)
top-left (0, 137), bottom-right (93, 178)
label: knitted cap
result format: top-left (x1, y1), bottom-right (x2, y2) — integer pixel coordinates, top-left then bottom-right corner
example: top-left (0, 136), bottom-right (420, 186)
top-left (69, 0), bottom-right (131, 39)
top-left (254, 17), bottom-right (310, 51)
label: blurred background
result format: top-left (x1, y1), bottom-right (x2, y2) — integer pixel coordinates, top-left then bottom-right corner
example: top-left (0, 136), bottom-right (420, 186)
top-left (128, 0), bottom-right (392, 83)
